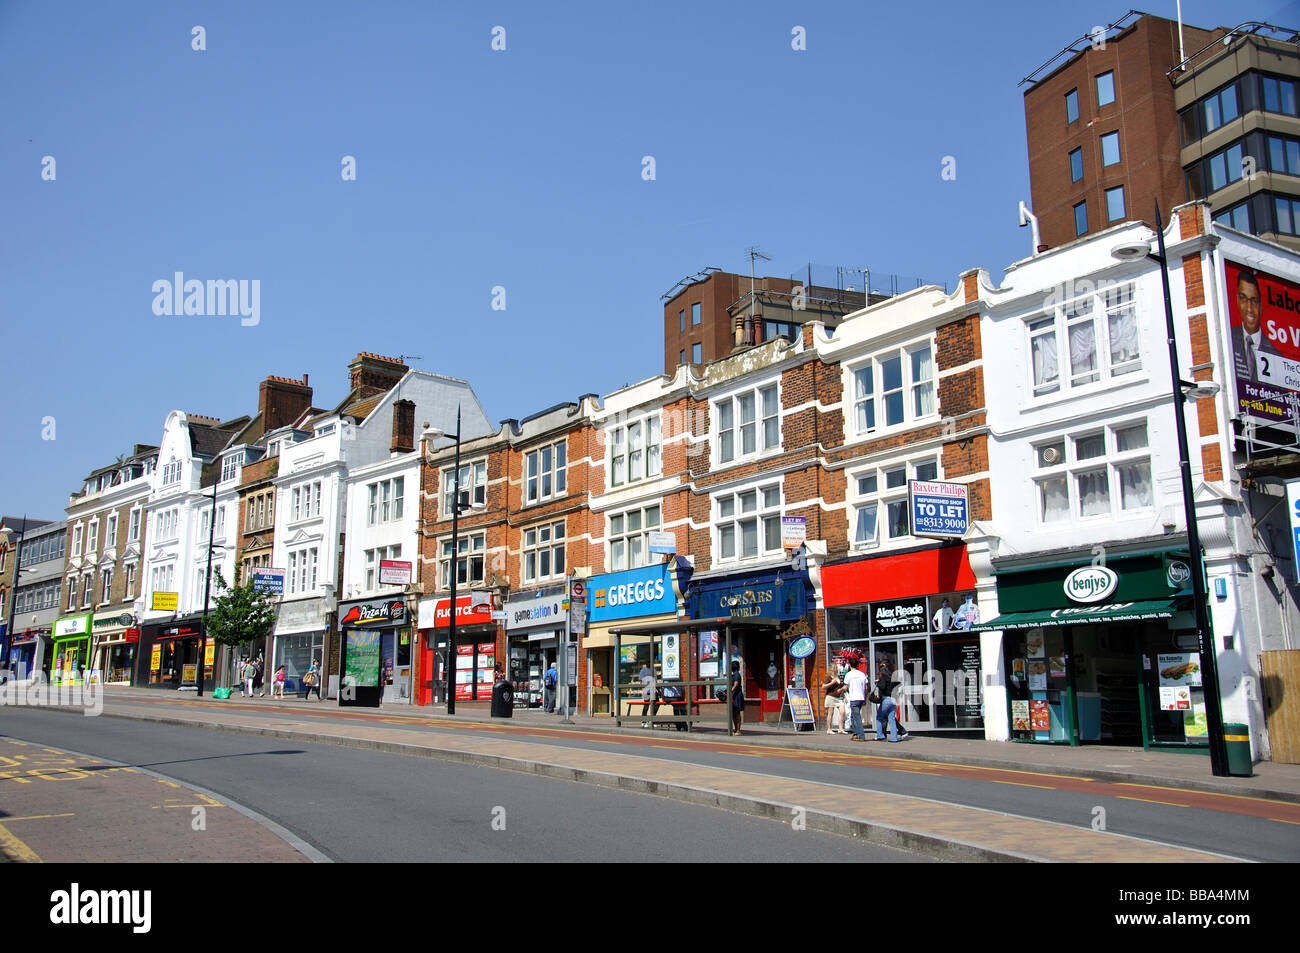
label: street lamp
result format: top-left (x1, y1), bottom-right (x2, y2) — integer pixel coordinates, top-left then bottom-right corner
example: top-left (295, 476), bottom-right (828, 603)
top-left (423, 407), bottom-right (485, 715)
top-left (1110, 203), bottom-right (1230, 777)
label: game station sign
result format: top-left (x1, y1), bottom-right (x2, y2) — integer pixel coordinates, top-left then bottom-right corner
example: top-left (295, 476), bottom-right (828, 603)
top-left (1227, 260), bottom-right (1300, 426)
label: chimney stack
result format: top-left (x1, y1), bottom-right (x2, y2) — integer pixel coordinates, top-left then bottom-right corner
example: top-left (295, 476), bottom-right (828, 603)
top-left (391, 399), bottom-right (416, 454)
top-left (259, 375), bottom-right (314, 431)
top-left (349, 352), bottom-right (408, 399)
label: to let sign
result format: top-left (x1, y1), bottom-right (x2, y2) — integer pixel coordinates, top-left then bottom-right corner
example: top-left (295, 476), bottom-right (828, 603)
top-left (909, 481), bottom-right (969, 539)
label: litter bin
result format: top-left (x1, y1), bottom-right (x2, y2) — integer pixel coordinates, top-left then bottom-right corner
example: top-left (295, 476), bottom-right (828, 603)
top-left (1223, 722), bottom-right (1253, 777)
top-left (491, 679), bottom-right (514, 718)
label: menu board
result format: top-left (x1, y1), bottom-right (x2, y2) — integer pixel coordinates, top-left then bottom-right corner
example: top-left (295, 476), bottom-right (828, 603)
top-left (1159, 686), bottom-right (1192, 711)
top-left (1157, 653), bottom-right (1202, 687)
top-left (1030, 699), bottom-right (1050, 731)
top-left (1011, 700), bottom-right (1031, 731)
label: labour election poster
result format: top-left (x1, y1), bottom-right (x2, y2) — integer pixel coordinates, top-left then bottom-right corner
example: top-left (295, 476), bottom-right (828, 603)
top-left (1228, 260), bottom-right (1300, 425)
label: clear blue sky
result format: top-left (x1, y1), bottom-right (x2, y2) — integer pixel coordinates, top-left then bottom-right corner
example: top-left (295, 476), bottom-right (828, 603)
top-left (0, 0), bottom-right (1282, 519)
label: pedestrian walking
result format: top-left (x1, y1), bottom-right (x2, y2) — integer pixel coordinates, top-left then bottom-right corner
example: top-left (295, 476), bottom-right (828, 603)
top-left (638, 663), bottom-right (657, 727)
top-left (301, 659), bottom-right (321, 701)
top-left (729, 660), bottom-right (745, 735)
top-left (874, 661), bottom-right (907, 742)
top-left (241, 656), bottom-right (257, 698)
top-left (271, 664), bottom-right (286, 699)
top-left (822, 668), bottom-right (847, 734)
top-left (543, 660), bottom-right (558, 713)
top-left (844, 659), bottom-right (869, 741)
top-left (253, 652), bottom-right (265, 697)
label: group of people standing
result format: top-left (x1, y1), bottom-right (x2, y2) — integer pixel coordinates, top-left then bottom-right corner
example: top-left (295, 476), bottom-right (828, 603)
top-left (238, 653), bottom-right (321, 701)
top-left (821, 656), bottom-right (908, 743)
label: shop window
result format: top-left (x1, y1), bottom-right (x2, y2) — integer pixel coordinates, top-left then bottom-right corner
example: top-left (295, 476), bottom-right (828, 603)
top-left (609, 504), bottom-right (662, 572)
top-left (1034, 421), bottom-right (1152, 523)
top-left (609, 416), bottom-right (661, 488)
top-left (851, 458), bottom-right (938, 548)
top-left (522, 521), bottom-right (565, 583)
top-left (715, 483), bottom-right (781, 562)
top-left (716, 383), bottom-right (780, 464)
top-left (525, 442), bottom-right (567, 505)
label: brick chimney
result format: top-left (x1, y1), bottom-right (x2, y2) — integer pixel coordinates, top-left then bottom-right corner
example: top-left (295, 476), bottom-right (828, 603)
top-left (259, 375), bottom-right (314, 431)
top-left (391, 399), bottom-right (416, 454)
top-left (349, 353), bottom-right (408, 399)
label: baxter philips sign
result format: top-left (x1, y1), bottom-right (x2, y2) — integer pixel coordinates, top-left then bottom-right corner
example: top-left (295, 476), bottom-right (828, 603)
top-left (588, 565), bottom-right (676, 623)
top-left (1063, 566), bottom-right (1119, 604)
top-left (909, 480), bottom-right (969, 539)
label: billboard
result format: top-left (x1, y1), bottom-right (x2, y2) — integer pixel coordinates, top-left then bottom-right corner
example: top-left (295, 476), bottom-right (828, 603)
top-left (1227, 260), bottom-right (1300, 426)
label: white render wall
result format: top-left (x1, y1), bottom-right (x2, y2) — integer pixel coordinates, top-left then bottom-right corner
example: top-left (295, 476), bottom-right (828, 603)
top-left (341, 455), bottom-right (419, 601)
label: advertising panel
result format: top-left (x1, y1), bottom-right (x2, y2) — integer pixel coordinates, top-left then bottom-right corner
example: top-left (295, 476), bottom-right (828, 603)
top-left (344, 630), bottom-right (381, 688)
top-left (379, 560), bottom-right (412, 587)
top-left (1227, 260), bottom-right (1300, 425)
top-left (252, 569), bottom-right (285, 595)
top-left (908, 481), bottom-right (969, 539)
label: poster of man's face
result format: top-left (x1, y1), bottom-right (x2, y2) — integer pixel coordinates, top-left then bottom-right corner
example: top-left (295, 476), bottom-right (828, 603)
top-left (1227, 260), bottom-right (1300, 424)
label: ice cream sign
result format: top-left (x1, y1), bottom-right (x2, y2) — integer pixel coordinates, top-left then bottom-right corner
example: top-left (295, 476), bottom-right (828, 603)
top-left (1063, 566), bottom-right (1118, 604)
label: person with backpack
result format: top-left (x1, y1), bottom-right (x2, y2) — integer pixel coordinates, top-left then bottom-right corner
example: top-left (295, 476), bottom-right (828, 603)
top-left (543, 660), bottom-right (558, 712)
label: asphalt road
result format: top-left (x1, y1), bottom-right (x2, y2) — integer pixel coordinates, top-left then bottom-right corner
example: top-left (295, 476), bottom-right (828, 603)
top-left (0, 709), bottom-right (930, 863)
top-left (411, 721), bottom-right (1294, 862)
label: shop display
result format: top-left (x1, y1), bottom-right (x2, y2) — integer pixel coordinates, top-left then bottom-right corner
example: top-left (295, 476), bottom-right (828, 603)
top-left (1011, 700), bottom-right (1031, 731)
top-left (1030, 699), bottom-right (1050, 731)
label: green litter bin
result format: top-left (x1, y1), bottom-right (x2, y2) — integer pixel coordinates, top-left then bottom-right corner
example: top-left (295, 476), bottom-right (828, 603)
top-left (1223, 723), bottom-right (1253, 777)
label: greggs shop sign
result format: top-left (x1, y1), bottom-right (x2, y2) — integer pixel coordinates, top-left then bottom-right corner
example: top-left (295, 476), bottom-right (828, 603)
top-left (588, 565), bottom-right (677, 623)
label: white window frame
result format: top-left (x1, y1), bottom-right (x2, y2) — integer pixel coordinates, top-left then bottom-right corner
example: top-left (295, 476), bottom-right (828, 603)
top-left (715, 383), bottom-right (780, 465)
top-left (86, 519), bottom-right (99, 554)
top-left (106, 514), bottom-right (117, 548)
top-left (441, 461), bottom-right (486, 517)
top-left (124, 563), bottom-right (136, 601)
top-left (67, 576), bottom-right (77, 610)
top-left (522, 521), bottom-right (565, 583)
top-left (609, 416), bottom-right (662, 489)
top-left (714, 483), bottom-right (783, 563)
top-left (439, 533), bottom-right (485, 589)
top-left (221, 453), bottom-right (241, 484)
top-left (849, 342), bottom-right (936, 437)
top-left (608, 504), bottom-right (662, 572)
top-left (128, 507), bottom-right (141, 542)
top-left (72, 525), bottom-right (83, 557)
top-left (849, 457), bottom-right (940, 549)
top-left (101, 567), bottom-right (113, 604)
top-left (81, 573), bottom-right (93, 608)
top-left (524, 442), bottom-right (567, 505)
top-left (1027, 282), bottom-right (1141, 399)
top-left (1033, 421), bottom-right (1154, 524)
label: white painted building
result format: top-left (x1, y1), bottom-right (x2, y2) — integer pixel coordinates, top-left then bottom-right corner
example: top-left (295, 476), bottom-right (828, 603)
top-left (972, 202), bottom-right (1300, 759)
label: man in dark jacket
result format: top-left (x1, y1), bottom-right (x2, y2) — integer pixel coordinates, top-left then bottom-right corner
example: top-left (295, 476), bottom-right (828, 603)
top-left (874, 661), bottom-right (908, 742)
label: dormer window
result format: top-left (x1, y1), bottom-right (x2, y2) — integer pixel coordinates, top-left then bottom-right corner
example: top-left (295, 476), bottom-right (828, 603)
top-left (221, 453), bottom-right (242, 484)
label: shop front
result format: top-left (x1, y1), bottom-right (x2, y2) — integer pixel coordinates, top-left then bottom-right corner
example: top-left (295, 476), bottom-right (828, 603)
top-left (972, 550), bottom-right (1202, 750)
top-left (585, 563), bottom-right (689, 717)
top-left (91, 610), bottom-right (138, 685)
top-left (505, 586), bottom-right (566, 709)
top-left (137, 617), bottom-right (209, 690)
top-left (823, 546), bottom-right (983, 734)
top-left (272, 599), bottom-right (327, 699)
top-left (416, 594), bottom-right (497, 706)
top-left (7, 627), bottom-right (49, 681)
top-left (338, 596), bottom-right (413, 706)
top-left (51, 613), bottom-right (93, 686)
top-left (687, 566), bottom-right (810, 725)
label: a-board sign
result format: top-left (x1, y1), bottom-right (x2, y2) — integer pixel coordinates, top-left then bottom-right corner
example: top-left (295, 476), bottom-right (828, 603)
top-left (785, 687), bottom-right (815, 726)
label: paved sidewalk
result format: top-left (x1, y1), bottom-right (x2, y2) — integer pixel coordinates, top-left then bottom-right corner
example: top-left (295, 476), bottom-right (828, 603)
top-left (0, 737), bottom-right (315, 863)
top-left (111, 685), bottom-right (1300, 803)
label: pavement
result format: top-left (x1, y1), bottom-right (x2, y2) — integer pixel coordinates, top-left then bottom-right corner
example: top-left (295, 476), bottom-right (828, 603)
top-left (3, 684), bottom-right (1298, 863)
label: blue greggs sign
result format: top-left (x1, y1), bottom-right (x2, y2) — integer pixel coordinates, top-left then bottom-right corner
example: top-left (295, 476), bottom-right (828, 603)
top-left (588, 564), bottom-right (679, 623)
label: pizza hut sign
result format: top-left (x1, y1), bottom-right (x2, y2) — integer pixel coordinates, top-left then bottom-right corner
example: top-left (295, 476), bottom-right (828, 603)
top-left (1063, 567), bottom-right (1119, 604)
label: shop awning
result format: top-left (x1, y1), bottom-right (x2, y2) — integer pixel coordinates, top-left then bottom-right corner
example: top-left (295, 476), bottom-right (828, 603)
top-left (969, 599), bottom-right (1180, 631)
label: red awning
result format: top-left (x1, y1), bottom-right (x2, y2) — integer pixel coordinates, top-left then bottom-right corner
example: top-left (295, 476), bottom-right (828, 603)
top-left (821, 546), bottom-right (977, 608)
